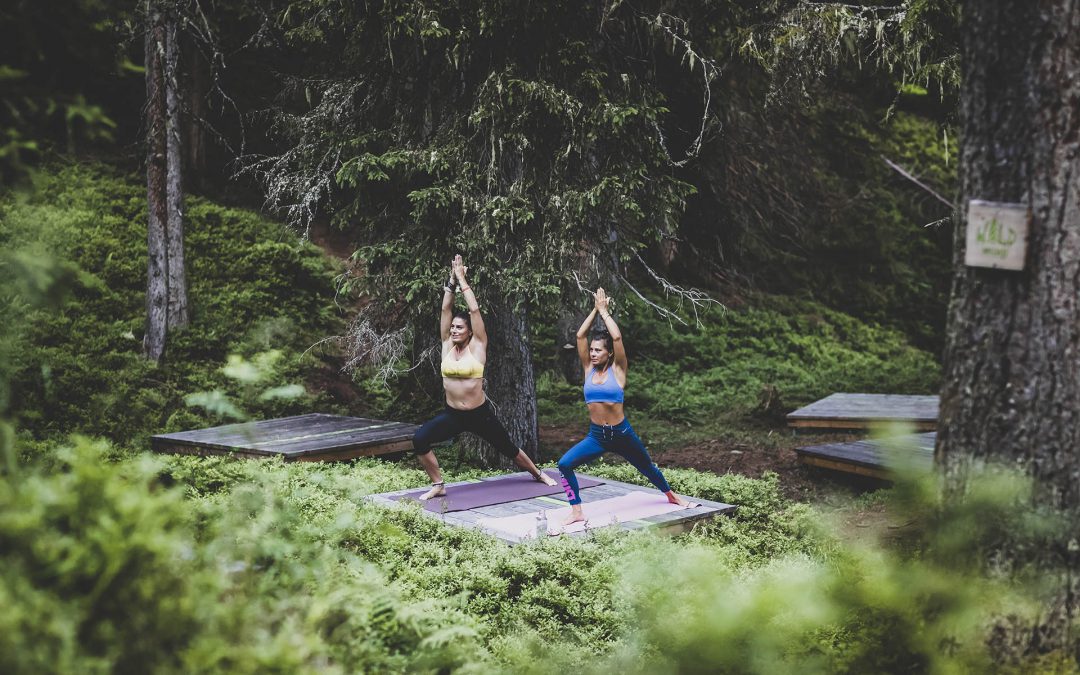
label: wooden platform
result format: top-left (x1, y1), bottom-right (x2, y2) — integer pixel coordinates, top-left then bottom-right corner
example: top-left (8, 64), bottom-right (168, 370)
top-left (796, 432), bottom-right (936, 479)
top-left (787, 393), bottom-right (939, 431)
top-left (150, 414), bottom-right (418, 462)
top-left (368, 472), bottom-right (737, 545)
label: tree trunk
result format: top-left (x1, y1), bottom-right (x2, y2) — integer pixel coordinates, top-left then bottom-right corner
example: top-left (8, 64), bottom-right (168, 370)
top-left (477, 296), bottom-right (540, 466)
top-left (183, 31), bottom-right (210, 190)
top-left (165, 15), bottom-right (189, 329)
top-left (556, 308), bottom-right (581, 383)
top-left (143, 3), bottom-right (169, 364)
top-left (937, 0), bottom-right (1080, 656)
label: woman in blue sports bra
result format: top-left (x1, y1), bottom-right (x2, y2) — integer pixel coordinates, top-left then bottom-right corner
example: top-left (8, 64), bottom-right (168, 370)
top-left (411, 255), bottom-right (556, 500)
top-left (557, 287), bottom-right (693, 525)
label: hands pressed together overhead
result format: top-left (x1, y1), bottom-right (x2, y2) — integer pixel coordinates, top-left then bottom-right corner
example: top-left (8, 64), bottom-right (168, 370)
top-left (445, 254), bottom-right (470, 293)
top-left (594, 286), bottom-right (610, 314)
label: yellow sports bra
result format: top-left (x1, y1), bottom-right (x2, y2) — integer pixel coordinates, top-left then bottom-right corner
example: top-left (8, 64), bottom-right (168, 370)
top-left (441, 346), bottom-right (484, 379)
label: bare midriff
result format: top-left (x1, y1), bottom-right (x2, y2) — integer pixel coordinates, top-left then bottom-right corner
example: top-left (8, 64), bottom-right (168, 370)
top-left (443, 377), bottom-right (486, 410)
top-left (588, 401), bottom-right (625, 426)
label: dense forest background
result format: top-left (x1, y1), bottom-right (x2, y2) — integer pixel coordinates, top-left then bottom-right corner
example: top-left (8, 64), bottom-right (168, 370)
top-left (1, 0), bottom-right (957, 432)
top-left (7, 1), bottom-right (1078, 672)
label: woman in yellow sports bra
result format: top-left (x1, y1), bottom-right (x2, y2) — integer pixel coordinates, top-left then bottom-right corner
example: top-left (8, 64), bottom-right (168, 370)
top-left (411, 254), bottom-right (557, 500)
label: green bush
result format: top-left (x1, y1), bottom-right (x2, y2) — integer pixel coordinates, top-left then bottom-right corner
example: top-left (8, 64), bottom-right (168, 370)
top-left (3, 429), bottom-right (1066, 673)
top-left (0, 164), bottom-right (350, 447)
top-left (0, 436), bottom-right (201, 673)
top-left (1, 437), bottom-right (487, 673)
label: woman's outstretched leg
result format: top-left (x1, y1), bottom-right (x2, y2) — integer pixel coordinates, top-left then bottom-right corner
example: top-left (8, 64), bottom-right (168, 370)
top-left (415, 452), bottom-right (445, 500)
top-left (412, 410), bottom-right (460, 500)
top-left (610, 421), bottom-right (696, 507)
top-left (466, 401), bottom-right (558, 486)
top-left (556, 434), bottom-right (605, 525)
top-left (513, 451), bottom-right (558, 486)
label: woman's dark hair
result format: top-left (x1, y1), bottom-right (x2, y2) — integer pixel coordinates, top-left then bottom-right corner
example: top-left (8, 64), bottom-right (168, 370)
top-left (451, 310), bottom-right (472, 332)
top-left (590, 330), bottom-right (614, 371)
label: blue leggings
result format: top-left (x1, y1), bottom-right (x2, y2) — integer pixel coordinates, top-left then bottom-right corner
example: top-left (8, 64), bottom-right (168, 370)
top-left (557, 419), bottom-right (671, 505)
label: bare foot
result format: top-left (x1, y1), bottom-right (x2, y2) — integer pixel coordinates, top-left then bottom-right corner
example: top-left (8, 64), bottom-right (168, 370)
top-left (535, 472), bottom-right (558, 487)
top-left (419, 483), bottom-right (446, 500)
top-left (666, 492), bottom-right (699, 508)
top-left (562, 506), bottom-right (586, 526)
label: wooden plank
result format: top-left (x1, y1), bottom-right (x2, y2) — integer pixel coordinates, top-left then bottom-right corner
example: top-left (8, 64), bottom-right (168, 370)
top-left (789, 419), bottom-right (938, 431)
top-left (794, 432), bottom-right (935, 479)
top-left (271, 426), bottom-right (417, 456)
top-left (155, 414), bottom-right (349, 444)
top-left (247, 421), bottom-right (410, 448)
top-left (787, 393), bottom-right (939, 429)
top-left (290, 439), bottom-right (415, 462)
top-left (798, 455), bottom-right (892, 480)
top-left (149, 414), bottom-right (421, 462)
top-left (148, 441), bottom-right (271, 459)
top-left (148, 418), bottom-right (362, 455)
top-left (155, 415), bottom-right (394, 448)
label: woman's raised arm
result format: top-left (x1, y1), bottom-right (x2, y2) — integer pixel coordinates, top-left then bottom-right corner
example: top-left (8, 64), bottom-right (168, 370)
top-left (594, 288), bottom-right (627, 372)
top-left (576, 305), bottom-right (599, 372)
top-left (453, 255), bottom-right (487, 345)
top-left (439, 265), bottom-right (456, 342)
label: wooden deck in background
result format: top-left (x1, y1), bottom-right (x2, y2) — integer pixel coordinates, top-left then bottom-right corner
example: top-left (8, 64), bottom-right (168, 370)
top-left (787, 393), bottom-right (939, 431)
top-left (150, 413), bottom-right (418, 462)
top-left (796, 432), bottom-right (936, 479)
top-left (368, 472), bottom-right (737, 545)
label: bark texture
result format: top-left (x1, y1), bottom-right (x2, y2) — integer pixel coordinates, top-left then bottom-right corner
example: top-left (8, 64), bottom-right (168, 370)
top-left (938, 0), bottom-right (1080, 656)
top-left (478, 297), bottom-right (540, 465)
top-left (143, 5), bottom-right (169, 364)
top-left (165, 15), bottom-right (189, 329)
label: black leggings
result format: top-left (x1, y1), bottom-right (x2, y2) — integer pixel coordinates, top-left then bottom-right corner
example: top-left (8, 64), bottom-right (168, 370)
top-left (412, 400), bottom-right (520, 459)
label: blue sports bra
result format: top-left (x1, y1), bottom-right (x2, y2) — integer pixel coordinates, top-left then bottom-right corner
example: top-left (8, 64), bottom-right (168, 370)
top-left (583, 367), bottom-right (624, 404)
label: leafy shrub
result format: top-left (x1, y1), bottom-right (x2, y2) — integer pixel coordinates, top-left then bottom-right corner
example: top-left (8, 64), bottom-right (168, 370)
top-left (0, 437), bottom-right (487, 673)
top-left (0, 436), bottom-right (202, 673)
top-left (0, 164), bottom-right (352, 446)
top-left (5, 429), bottom-right (1067, 673)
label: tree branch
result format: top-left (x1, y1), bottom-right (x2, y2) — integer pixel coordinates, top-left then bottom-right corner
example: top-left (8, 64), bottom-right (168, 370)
top-left (882, 155), bottom-right (952, 207)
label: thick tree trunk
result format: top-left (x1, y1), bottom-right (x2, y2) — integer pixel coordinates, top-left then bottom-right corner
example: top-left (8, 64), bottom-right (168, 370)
top-left (143, 5), bottom-right (169, 364)
top-left (477, 296), bottom-right (540, 466)
top-left (556, 309), bottom-right (581, 383)
top-left (165, 15), bottom-right (189, 329)
top-left (937, 0), bottom-right (1080, 656)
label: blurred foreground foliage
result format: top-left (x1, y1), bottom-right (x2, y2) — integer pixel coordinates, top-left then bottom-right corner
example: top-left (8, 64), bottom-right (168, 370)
top-left (2, 435), bottom-right (1071, 673)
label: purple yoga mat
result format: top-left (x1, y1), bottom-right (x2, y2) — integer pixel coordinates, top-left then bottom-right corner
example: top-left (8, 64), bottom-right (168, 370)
top-left (389, 469), bottom-right (604, 513)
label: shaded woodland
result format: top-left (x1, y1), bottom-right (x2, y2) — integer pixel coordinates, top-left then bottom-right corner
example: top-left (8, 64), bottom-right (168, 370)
top-left (3, 0), bottom-right (1080, 671)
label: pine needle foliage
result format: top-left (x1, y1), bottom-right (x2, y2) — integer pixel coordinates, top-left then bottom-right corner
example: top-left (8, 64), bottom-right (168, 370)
top-left (250, 0), bottom-right (721, 311)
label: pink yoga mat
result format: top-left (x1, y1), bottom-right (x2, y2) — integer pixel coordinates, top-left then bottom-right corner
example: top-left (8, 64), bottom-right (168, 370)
top-left (477, 491), bottom-right (698, 539)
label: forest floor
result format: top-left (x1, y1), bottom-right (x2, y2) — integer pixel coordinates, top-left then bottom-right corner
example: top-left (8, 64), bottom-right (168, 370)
top-left (539, 422), bottom-right (914, 546)
top-left (538, 423), bottom-right (883, 503)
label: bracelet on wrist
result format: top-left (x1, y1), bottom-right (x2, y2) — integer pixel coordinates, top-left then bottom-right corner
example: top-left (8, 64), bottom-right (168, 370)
top-left (460, 285), bottom-right (471, 292)
top-left (443, 286), bottom-right (454, 294)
